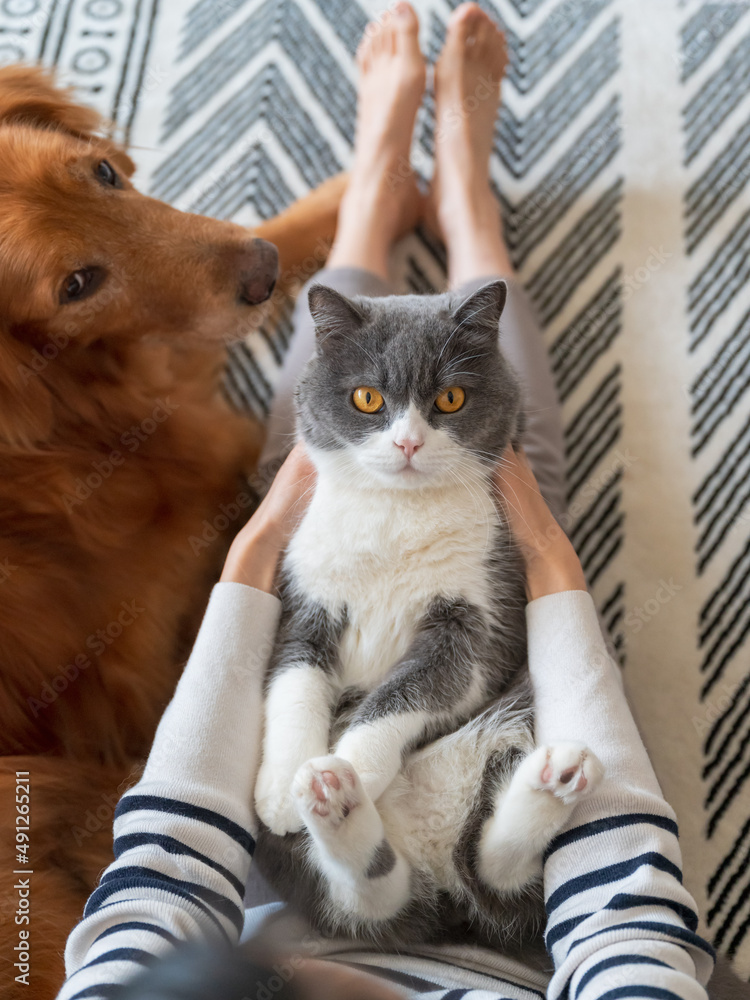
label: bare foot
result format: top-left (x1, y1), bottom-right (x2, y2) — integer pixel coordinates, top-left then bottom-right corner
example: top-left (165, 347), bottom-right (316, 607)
top-left (426, 3), bottom-right (513, 286)
top-left (327, 1), bottom-right (426, 279)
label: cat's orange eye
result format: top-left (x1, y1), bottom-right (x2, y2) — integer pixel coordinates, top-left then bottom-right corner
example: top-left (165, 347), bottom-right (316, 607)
top-left (435, 387), bottom-right (465, 413)
top-left (352, 386), bottom-right (384, 413)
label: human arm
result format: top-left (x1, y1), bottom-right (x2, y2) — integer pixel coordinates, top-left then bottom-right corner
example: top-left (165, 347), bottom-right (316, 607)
top-left (58, 583), bottom-right (281, 999)
top-left (496, 448), bottom-right (714, 1000)
top-left (58, 447), bottom-right (313, 998)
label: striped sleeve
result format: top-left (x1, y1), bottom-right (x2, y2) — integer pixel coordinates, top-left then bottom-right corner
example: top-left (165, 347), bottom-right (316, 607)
top-left (526, 591), bottom-right (714, 1000)
top-left (542, 795), bottom-right (713, 1000)
top-left (57, 583), bottom-right (282, 1000)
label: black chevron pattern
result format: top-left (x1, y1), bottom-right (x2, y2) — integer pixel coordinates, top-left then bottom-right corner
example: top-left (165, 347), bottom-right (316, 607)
top-left (599, 580), bottom-right (625, 660)
top-left (501, 99), bottom-right (621, 267)
top-left (688, 208), bottom-right (750, 352)
top-left (568, 463), bottom-right (623, 588)
top-left (681, 4), bottom-right (750, 964)
top-left (683, 28), bottom-right (750, 165)
top-left (550, 268), bottom-right (621, 403)
top-left (564, 365), bottom-right (624, 630)
top-left (494, 18), bottom-right (620, 180)
top-left (685, 110), bottom-right (750, 254)
top-left (564, 363), bottom-right (622, 501)
top-left (485, 0), bottom-right (613, 97)
top-left (164, 1), bottom-right (357, 145)
top-left (190, 141), bottom-right (294, 220)
top-left (153, 64), bottom-right (342, 202)
top-left (179, 0), bottom-right (254, 59)
top-left (502, 0), bottom-right (546, 17)
top-left (526, 177), bottom-right (623, 326)
top-left (691, 311), bottom-right (750, 458)
top-left (681, 3), bottom-right (750, 81)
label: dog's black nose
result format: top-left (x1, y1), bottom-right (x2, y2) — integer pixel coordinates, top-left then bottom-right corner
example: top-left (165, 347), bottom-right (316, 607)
top-left (238, 238), bottom-right (279, 306)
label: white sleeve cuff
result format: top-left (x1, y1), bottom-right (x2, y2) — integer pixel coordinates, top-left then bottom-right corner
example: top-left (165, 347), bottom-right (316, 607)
top-left (141, 582), bottom-right (281, 797)
top-left (526, 589), bottom-right (662, 795)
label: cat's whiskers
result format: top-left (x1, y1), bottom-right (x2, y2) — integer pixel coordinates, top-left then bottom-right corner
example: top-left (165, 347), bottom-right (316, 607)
top-left (470, 448), bottom-right (546, 501)
top-left (459, 452), bottom-right (533, 529)
top-left (440, 350), bottom-right (489, 380)
top-left (495, 482), bottom-right (535, 539)
top-left (440, 370), bottom-right (481, 380)
top-left (445, 459), bottom-right (498, 556)
top-left (291, 476), bottom-right (319, 511)
top-left (495, 467), bottom-right (546, 498)
top-left (444, 350), bottom-right (488, 365)
top-left (330, 331), bottom-right (380, 367)
top-left (444, 469), bottom-right (495, 558)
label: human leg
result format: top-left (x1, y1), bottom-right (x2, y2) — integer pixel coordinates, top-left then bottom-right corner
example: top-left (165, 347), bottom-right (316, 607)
top-left (427, 4), bottom-right (567, 519)
top-left (260, 2), bottom-right (425, 466)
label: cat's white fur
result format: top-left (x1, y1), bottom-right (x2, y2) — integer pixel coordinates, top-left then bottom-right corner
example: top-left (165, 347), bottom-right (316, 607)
top-left (256, 412), bottom-right (500, 833)
top-left (291, 731), bottom-right (602, 921)
top-left (256, 406), bottom-right (604, 920)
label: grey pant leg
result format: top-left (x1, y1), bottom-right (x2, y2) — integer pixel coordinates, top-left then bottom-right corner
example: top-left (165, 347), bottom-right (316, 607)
top-left (259, 267), bottom-right (394, 467)
top-left (455, 276), bottom-right (567, 522)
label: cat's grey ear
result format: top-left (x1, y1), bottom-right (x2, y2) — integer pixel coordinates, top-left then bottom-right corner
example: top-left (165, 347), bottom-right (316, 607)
top-left (308, 284), bottom-right (366, 348)
top-left (452, 279), bottom-right (508, 334)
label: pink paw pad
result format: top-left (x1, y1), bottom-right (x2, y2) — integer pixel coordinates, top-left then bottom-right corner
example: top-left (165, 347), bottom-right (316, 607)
top-left (293, 757), bottom-right (361, 826)
top-left (532, 743), bottom-right (602, 803)
top-left (558, 766), bottom-right (587, 792)
top-left (321, 770), bottom-right (341, 790)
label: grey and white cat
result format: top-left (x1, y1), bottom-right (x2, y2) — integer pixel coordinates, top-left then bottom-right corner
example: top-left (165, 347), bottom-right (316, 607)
top-left (253, 280), bottom-right (602, 950)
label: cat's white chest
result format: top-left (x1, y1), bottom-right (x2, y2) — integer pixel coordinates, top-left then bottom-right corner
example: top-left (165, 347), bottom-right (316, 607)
top-left (285, 477), bottom-right (498, 689)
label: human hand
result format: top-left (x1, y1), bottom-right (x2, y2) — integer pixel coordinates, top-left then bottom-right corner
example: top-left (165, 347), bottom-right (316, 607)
top-left (494, 446), bottom-right (587, 601)
top-left (220, 443), bottom-right (316, 593)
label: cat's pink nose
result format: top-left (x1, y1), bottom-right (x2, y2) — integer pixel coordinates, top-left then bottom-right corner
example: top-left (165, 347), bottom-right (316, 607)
top-left (394, 437), bottom-right (423, 460)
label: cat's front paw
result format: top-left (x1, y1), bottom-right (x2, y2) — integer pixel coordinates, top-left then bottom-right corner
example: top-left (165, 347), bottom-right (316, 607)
top-left (255, 760), bottom-right (304, 835)
top-left (292, 755), bottom-right (362, 829)
top-left (526, 742), bottom-right (604, 806)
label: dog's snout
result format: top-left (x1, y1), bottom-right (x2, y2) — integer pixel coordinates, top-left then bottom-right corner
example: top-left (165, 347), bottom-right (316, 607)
top-left (238, 238), bottom-right (279, 306)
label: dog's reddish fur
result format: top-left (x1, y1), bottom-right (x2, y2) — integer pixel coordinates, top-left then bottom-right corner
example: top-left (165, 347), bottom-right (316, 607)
top-left (0, 66), bottom-right (342, 997)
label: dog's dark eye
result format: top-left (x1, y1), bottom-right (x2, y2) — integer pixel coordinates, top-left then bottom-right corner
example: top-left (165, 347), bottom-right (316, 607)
top-left (94, 160), bottom-right (118, 187)
top-left (60, 267), bottom-right (104, 304)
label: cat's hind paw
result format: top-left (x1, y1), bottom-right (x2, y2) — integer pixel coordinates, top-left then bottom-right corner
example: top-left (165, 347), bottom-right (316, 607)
top-left (292, 755), bottom-right (362, 829)
top-left (526, 742), bottom-right (604, 806)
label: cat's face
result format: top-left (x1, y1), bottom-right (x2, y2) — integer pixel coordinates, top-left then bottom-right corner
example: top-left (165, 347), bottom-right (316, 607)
top-left (296, 281), bottom-right (521, 490)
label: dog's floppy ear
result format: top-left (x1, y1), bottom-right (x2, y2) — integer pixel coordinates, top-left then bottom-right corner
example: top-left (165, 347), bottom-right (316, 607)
top-left (0, 64), bottom-right (101, 137)
top-left (0, 64), bottom-right (135, 176)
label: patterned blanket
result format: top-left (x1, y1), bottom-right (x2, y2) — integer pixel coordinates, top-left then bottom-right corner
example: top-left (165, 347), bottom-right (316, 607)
top-left (3, 0), bottom-right (748, 978)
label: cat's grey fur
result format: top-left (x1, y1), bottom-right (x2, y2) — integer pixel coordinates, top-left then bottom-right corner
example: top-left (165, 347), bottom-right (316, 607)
top-left (252, 281), bottom-right (592, 954)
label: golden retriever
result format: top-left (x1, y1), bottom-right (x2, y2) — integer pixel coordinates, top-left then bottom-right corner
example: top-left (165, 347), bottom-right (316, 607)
top-left (0, 65), bottom-right (343, 998)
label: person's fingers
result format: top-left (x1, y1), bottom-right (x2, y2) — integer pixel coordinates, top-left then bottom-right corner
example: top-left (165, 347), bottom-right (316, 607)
top-left (493, 445), bottom-right (569, 557)
top-left (492, 446), bottom-right (587, 598)
top-left (494, 446), bottom-right (550, 530)
top-left (494, 444), bottom-right (541, 496)
top-left (269, 443), bottom-right (315, 496)
top-left (284, 441), bottom-right (315, 479)
top-left (255, 443), bottom-right (317, 539)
